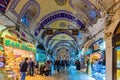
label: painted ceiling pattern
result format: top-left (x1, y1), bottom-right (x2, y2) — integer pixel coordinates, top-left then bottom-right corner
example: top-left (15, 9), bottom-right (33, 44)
top-left (6, 0), bottom-right (101, 57)
top-left (2, 0), bottom-right (119, 57)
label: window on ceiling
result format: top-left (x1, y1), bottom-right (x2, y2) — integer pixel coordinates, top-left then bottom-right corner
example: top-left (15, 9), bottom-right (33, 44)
top-left (89, 10), bottom-right (97, 20)
top-left (21, 9), bottom-right (32, 27)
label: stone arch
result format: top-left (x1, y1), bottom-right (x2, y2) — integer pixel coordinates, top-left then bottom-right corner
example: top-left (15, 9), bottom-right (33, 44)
top-left (82, 40), bottom-right (94, 54)
top-left (52, 41), bottom-right (75, 51)
top-left (112, 21), bottom-right (120, 80)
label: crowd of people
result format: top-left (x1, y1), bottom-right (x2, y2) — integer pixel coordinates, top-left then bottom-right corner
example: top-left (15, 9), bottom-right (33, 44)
top-left (19, 58), bottom-right (70, 80)
top-left (19, 56), bottom-right (106, 80)
top-left (19, 58), bottom-right (39, 80)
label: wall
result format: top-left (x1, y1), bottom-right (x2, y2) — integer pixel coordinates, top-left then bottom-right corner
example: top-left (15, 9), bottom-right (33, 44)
top-left (105, 10), bottom-right (120, 80)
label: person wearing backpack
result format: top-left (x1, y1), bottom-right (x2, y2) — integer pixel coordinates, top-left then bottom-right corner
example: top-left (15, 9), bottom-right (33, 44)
top-left (19, 58), bottom-right (28, 80)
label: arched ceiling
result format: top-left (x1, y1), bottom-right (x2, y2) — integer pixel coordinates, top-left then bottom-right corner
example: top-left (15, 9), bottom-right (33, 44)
top-left (5, 0), bottom-right (120, 57)
top-left (11, 0), bottom-right (101, 57)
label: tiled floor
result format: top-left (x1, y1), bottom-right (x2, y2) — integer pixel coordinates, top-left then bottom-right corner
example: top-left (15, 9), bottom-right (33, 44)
top-left (26, 66), bottom-right (95, 80)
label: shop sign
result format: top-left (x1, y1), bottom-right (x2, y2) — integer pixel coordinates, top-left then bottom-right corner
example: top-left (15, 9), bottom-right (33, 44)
top-left (4, 39), bottom-right (36, 53)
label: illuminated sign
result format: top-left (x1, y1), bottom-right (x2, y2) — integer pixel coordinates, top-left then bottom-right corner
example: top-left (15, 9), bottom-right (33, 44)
top-left (4, 39), bottom-right (36, 53)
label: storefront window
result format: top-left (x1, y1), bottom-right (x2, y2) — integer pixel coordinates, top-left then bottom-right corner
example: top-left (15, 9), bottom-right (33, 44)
top-left (115, 47), bottom-right (120, 80)
top-left (36, 48), bottom-right (46, 62)
top-left (86, 39), bottom-right (106, 80)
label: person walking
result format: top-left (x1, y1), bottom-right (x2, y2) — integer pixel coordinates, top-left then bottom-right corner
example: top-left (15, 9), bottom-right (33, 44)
top-left (55, 58), bottom-right (60, 72)
top-left (75, 60), bottom-right (81, 70)
top-left (19, 58), bottom-right (28, 80)
top-left (28, 58), bottom-right (35, 76)
top-left (35, 61), bottom-right (39, 75)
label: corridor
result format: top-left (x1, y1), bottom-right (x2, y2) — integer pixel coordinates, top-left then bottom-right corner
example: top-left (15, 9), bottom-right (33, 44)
top-left (1, 0), bottom-right (120, 80)
top-left (26, 66), bottom-right (95, 80)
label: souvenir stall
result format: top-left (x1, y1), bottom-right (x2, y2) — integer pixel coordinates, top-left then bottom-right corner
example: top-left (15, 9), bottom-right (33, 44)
top-left (90, 39), bottom-right (106, 80)
top-left (36, 47), bottom-right (46, 66)
top-left (0, 24), bottom-right (9, 80)
top-left (4, 35), bottom-right (36, 79)
top-left (0, 27), bottom-right (36, 79)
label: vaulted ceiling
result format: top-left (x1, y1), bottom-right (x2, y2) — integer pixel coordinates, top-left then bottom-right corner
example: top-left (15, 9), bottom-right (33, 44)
top-left (1, 0), bottom-right (120, 58)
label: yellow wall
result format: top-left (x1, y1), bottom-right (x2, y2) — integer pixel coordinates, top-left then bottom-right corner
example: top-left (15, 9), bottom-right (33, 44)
top-left (50, 20), bottom-right (77, 29)
top-left (14, 0), bottom-right (75, 25)
top-left (36, 0), bottom-right (75, 22)
top-left (14, 0), bottom-right (28, 14)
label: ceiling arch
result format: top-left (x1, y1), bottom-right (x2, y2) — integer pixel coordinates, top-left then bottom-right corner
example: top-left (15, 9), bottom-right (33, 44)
top-left (71, 0), bottom-right (101, 25)
top-left (34, 10), bottom-right (85, 37)
top-left (52, 41), bottom-right (75, 51)
top-left (48, 39), bottom-right (76, 50)
top-left (46, 31), bottom-right (77, 47)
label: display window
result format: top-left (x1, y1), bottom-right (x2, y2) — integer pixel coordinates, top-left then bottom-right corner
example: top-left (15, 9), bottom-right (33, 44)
top-left (4, 46), bottom-right (34, 79)
top-left (4, 46), bottom-right (34, 67)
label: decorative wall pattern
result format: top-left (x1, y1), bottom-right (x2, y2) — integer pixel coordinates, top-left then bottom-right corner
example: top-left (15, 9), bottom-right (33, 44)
top-left (0, 0), bottom-right (10, 12)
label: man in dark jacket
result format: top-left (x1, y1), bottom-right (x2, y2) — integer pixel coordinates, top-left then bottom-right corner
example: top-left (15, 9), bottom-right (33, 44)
top-left (19, 58), bottom-right (28, 80)
top-left (55, 58), bottom-right (60, 72)
top-left (28, 58), bottom-right (35, 76)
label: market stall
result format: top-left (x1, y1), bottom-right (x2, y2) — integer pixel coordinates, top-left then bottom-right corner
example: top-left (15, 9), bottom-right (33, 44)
top-left (3, 35), bottom-right (36, 79)
top-left (85, 38), bottom-right (106, 80)
top-left (0, 26), bottom-right (36, 79)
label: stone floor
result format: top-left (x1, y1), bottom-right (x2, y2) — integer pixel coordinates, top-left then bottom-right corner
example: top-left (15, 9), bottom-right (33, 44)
top-left (26, 66), bottom-right (95, 80)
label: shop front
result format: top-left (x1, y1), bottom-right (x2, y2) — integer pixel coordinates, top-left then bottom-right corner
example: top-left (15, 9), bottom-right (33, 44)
top-left (3, 35), bottom-right (36, 79)
top-left (112, 21), bottom-right (120, 80)
top-left (85, 38), bottom-right (106, 80)
top-left (0, 26), bottom-right (36, 79)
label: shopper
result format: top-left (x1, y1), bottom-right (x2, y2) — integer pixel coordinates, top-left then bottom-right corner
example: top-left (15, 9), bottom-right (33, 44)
top-left (19, 58), bottom-right (28, 80)
top-left (55, 58), bottom-right (60, 72)
top-left (28, 58), bottom-right (35, 76)
top-left (39, 64), bottom-right (45, 76)
top-left (35, 61), bottom-right (39, 75)
top-left (75, 60), bottom-right (81, 70)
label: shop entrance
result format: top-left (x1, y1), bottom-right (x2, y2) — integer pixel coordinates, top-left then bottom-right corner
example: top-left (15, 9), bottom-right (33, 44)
top-left (112, 21), bottom-right (120, 80)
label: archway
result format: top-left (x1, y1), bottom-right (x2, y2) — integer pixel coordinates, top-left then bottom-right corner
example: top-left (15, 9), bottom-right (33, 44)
top-left (112, 21), bottom-right (120, 80)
